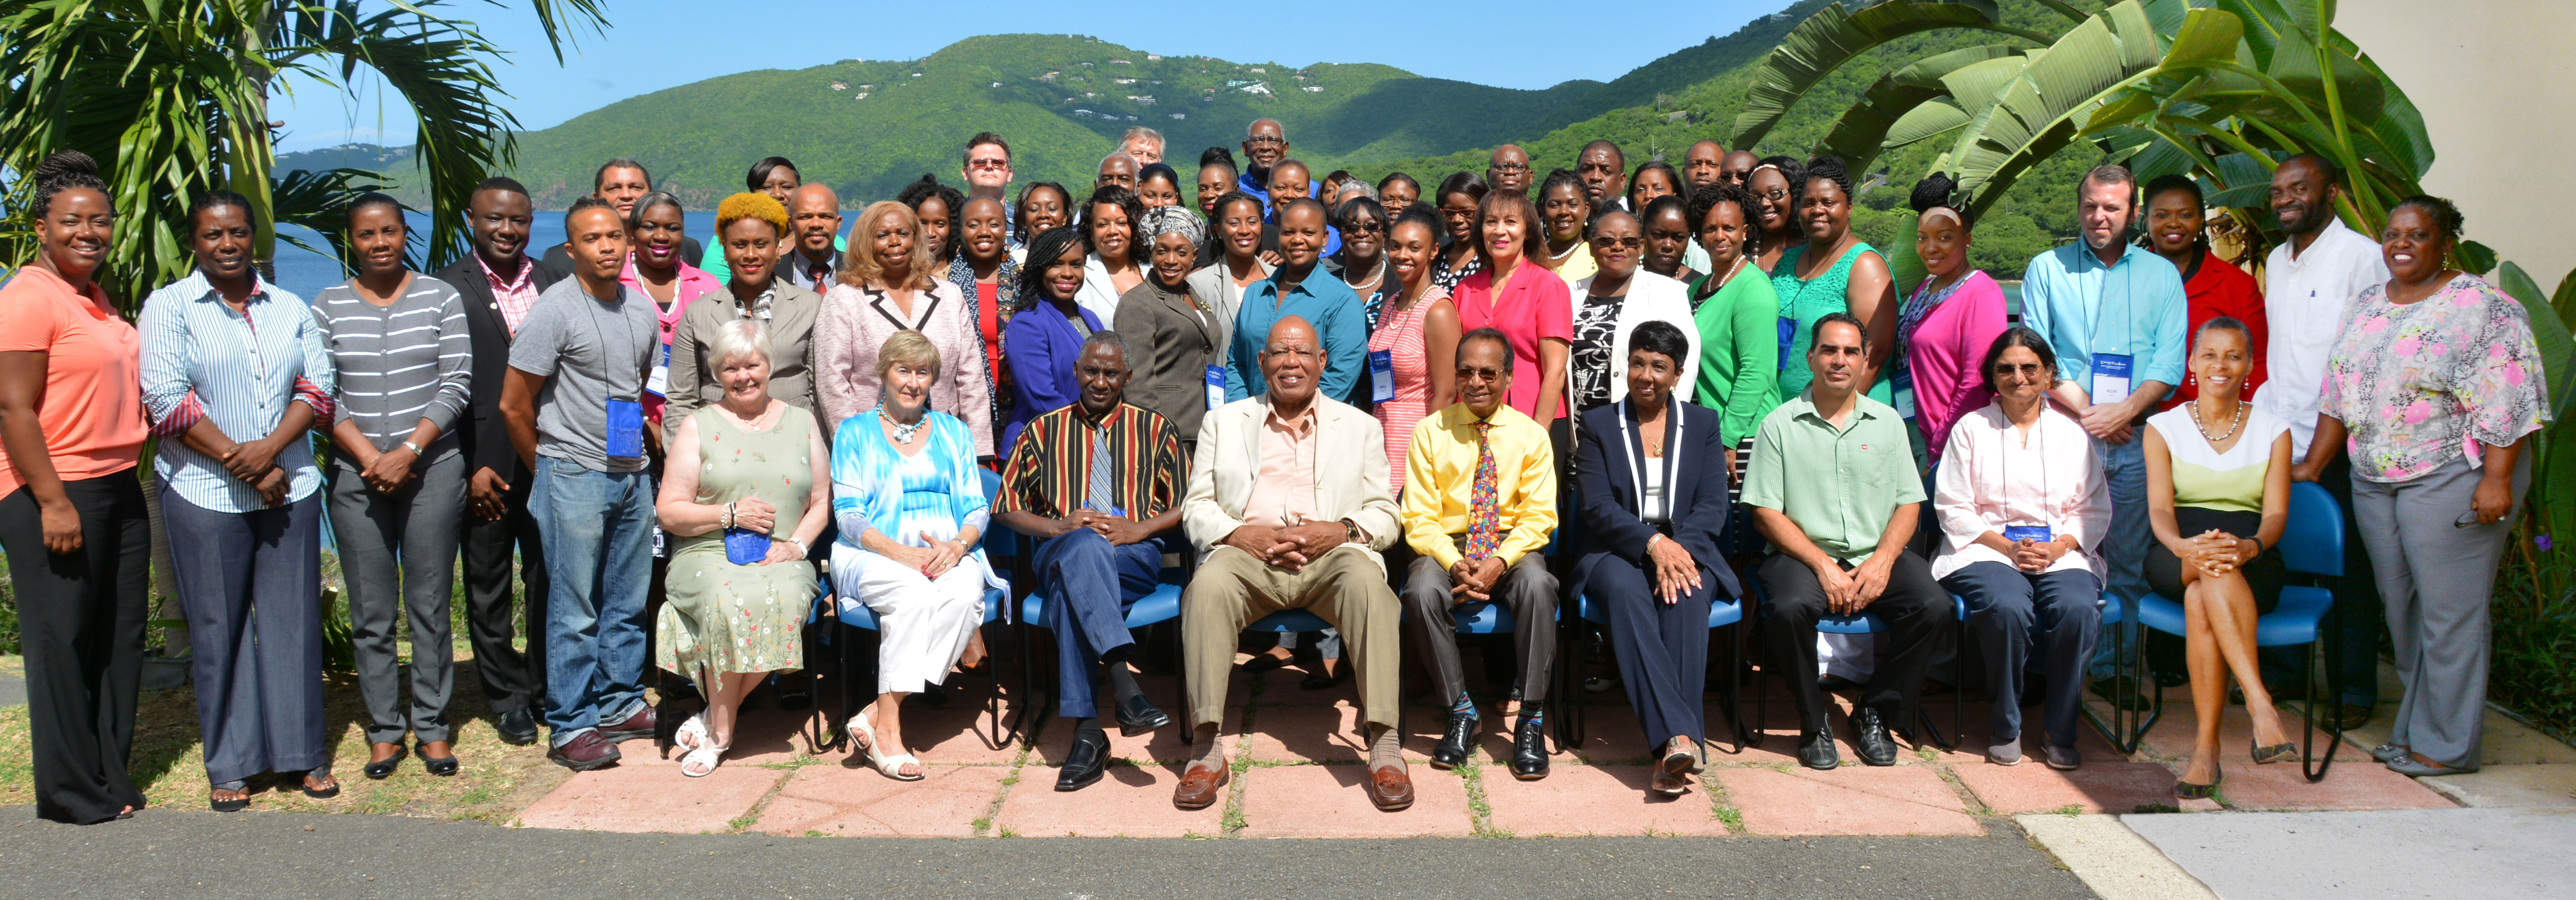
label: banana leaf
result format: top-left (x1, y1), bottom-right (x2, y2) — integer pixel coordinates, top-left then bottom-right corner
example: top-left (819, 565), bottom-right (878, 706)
top-left (2499, 261), bottom-right (2576, 421)
top-left (1948, 1), bottom-right (2169, 216)
top-left (1731, 0), bottom-right (2053, 149)
top-left (1815, 44), bottom-right (2024, 172)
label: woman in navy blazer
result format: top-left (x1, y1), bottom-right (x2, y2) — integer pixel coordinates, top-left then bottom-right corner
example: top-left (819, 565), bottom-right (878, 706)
top-left (1573, 320), bottom-right (1743, 796)
top-left (1000, 227), bottom-right (1104, 457)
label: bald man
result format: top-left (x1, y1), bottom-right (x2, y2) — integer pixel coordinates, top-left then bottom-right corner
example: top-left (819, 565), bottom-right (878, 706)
top-left (1488, 144), bottom-right (1534, 196)
top-left (1178, 315), bottom-right (1409, 811)
top-left (776, 182), bottom-right (844, 292)
top-left (1718, 150), bottom-right (1759, 191)
top-left (1684, 140), bottom-right (1728, 193)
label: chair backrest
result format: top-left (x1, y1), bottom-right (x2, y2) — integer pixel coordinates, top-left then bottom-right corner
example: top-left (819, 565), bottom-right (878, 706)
top-left (2280, 480), bottom-right (2344, 578)
top-left (977, 467), bottom-right (1016, 559)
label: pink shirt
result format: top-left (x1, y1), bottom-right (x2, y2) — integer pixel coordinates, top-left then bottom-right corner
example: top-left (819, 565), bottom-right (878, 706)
top-left (1369, 287), bottom-right (1445, 494)
top-left (1902, 270), bottom-right (2009, 460)
top-left (1930, 401), bottom-right (2112, 581)
top-left (479, 254), bottom-right (542, 334)
top-left (1452, 264), bottom-right (1574, 421)
top-left (1241, 401), bottom-right (1320, 528)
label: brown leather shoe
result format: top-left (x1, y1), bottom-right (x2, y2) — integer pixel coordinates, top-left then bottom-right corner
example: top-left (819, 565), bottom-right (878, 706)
top-left (1173, 763), bottom-right (1230, 810)
top-left (1367, 761), bottom-right (1415, 811)
top-left (600, 705), bottom-right (658, 744)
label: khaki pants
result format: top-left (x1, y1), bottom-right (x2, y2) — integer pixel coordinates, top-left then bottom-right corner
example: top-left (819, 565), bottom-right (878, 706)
top-left (1183, 545), bottom-right (1400, 730)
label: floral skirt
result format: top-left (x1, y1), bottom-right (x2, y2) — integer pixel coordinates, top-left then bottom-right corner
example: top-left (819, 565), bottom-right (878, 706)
top-left (656, 540), bottom-right (815, 679)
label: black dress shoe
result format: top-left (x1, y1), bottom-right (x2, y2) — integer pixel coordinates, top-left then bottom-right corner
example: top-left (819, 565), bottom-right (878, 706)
top-left (1798, 730), bottom-right (1840, 770)
top-left (1299, 664), bottom-right (1349, 691)
top-left (1114, 693), bottom-right (1172, 736)
top-left (496, 708), bottom-right (539, 746)
top-left (1851, 706), bottom-right (1899, 766)
top-left (362, 743), bottom-right (408, 780)
top-left (1057, 730), bottom-right (1111, 791)
top-left (1510, 715), bottom-right (1549, 780)
top-left (1430, 712), bottom-right (1477, 769)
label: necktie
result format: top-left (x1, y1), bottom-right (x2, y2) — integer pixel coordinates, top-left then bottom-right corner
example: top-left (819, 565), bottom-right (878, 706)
top-left (1464, 420), bottom-right (1500, 560)
top-left (808, 262), bottom-right (829, 290)
top-left (1084, 426), bottom-right (1118, 515)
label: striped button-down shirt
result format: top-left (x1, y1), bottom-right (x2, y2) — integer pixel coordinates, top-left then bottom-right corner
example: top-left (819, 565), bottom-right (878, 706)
top-left (310, 275), bottom-right (473, 459)
top-left (481, 253), bottom-right (542, 334)
top-left (140, 270), bottom-right (334, 513)
top-left (994, 401), bottom-right (1186, 523)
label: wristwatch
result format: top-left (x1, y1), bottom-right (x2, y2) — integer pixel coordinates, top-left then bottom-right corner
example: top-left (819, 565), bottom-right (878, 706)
top-left (400, 440), bottom-right (425, 456)
top-left (1340, 517), bottom-right (1361, 545)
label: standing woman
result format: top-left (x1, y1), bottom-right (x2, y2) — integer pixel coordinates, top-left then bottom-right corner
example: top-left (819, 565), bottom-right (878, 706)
top-left (1136, 163), bottom-right (1185, 210)
top-left (702, 157), bottom-right (829, 282)
top-left (1639, 195), bottom-right (1701, 285)
top-left (1002, 228), bottom-right (1106, 455)
top-left (1768, 156), bottom-right (1896, 407)
top-left (1898, 174), bottom-right (2010, 462)
top-left (1195, 161), bottom-right (1237, 222)
top-left (2142, 175), bottom-right (2267, 410)
top-left (1074, 185), bottom-right (1147, 325)
top-left (1010, 182), bottom-right (1072, 265)
top-left (1746, 157), bottom-right (1804, 274)
top-left (1451, 189), bottom-right (1574, 440)
top-left (814, 201), bottom-right (993, 453)
top-left (949, 195), bottom-right (1021, 447)
top-left (1377, 172), bottom-right (1421, 219)
top-left (1532, 169), bottom-right (1597, 285)
top-left (1629, 162), bottom-right (1709, 277)
top-left (1431, 172), bottom-right (1489, 292)
top-left (1685, 183), bottom-right (1779, 481)
top-left (0, 151), bottom-right (151, 824)
top-left (897, 174), bottom-right (966, 264)
top-left (1191, 193), bottom-right (1273, 335)
top-left (1371, 206), bottom-right (1462, 493)
top-left (1115, 207), bottom-right (1229, 452)
top-left (1327, 198), bottom-right (1390, 320)
top-left (620, 191), bottom-right (720, 435)
top-left (140, 190), bottom-right (337, 810)
top-left (1569, 210), bottom-right (1699, 416)
top-left (314, 193), bottom-right (475, 780)
top-left (2299, 197), bottom-right (2549, 778)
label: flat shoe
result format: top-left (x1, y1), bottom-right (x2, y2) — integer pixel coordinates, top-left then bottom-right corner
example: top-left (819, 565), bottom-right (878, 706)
top-left (362, 743), bottom-right (409, 780)
top-left (2370, 743), bottom-right (2410, 764)
top-left (2175, 762), bottom-right (2221, 800)
top-left (2251, 739), bottom-right (2298, 765)
top-left (2385, 755), bottom-right (2478, 777)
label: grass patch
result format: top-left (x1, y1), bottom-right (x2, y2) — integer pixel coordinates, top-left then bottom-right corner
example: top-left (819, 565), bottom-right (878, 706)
top-left (2052, 803), bottom-right (2084, 817)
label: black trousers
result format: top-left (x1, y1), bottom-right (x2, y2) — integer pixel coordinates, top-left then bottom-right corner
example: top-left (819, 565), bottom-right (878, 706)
top-left (1589, 554), bottom-right (1718, 748)
top-left (457, 468), bottom-right (547, 715)
top-left (0, 476), bottom-right (149, 824)
top-left (1757, 550), bottom-right (1945, 734)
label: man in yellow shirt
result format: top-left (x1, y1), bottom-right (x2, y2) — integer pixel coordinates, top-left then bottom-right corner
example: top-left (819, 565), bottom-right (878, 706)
top-left (1401, 328), bottom-right (1560, 781)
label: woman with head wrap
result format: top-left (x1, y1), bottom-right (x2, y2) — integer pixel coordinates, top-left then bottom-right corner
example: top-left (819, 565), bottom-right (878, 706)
top-left (1113, 206), bottom-right (1229, 450)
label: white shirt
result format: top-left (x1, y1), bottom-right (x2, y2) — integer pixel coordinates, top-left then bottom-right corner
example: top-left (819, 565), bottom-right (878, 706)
top-left (1572, 269), bottom-right (1702, 406)
top-left (1074, 252), bottom-right (1126, 325)
top-left (2255, 218), bottom-right (2388, 456)
top-left (1931, 401), bottom-right (2113, 581)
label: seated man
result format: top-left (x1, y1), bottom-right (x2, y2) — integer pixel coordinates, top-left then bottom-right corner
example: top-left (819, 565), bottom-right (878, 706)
top-left (1178, 316), bottom-right (1407, 811)
top-left (1744, 313), bottom-right (1945, 770)
top-left (993, 331), bottom-right (1186, 792)
top-left (1400, 328), bottom-right (1560, 779)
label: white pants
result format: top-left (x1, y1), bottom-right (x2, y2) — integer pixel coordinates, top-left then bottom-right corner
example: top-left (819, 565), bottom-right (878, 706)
top-left (840, 552), bottom-right (988, 694)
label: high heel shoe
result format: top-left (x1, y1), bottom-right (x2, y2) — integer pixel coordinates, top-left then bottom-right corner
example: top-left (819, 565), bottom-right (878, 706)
top-left (362, 743), bottom-right (409, 780)
top-left (2175, 762), bottom-right (2223, 800)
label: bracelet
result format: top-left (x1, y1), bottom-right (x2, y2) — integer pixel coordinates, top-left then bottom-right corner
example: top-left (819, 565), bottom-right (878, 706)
top-left (2246, 536), bottom-right (2264, 556)
top-left (722, 502), bottom-right (735, 530)
top-left (784, 536), bottom-right (808, 556)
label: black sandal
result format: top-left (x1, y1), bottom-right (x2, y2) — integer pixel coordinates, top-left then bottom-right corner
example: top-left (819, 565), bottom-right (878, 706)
top-left (302, 767), bottom-right (340, 800)
top-left (362, 743), bottom-right (409, 780)
top-left (210, 780), bottom-right (250, 812)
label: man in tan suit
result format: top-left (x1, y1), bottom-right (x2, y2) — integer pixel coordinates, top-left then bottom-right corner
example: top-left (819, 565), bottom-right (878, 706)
top-left (1175, 316), bottom-right (1410, 811)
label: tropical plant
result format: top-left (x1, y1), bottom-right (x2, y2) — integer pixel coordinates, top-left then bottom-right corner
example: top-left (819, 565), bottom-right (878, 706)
top-left (0, 0), bottom-right (608, 307)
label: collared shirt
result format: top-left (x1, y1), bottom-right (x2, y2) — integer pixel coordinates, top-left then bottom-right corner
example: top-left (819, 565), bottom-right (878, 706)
top-left (1226, 264), bottom-right (1366, 402)
top-left (1742, 389), bottom-right (1923, 562)
top-left (1400, 402), bottom-right (1558, 569)
top-left (1235, 170), bottom-right (1272, 210)
top-left (1930, 401), bottom-right (2111, 580)
top-left (1240, 398), bottom-right (1319, 529)
top-left (2020, 241), bottom-right (2188, 406)
top-left (778, 246), bottom-right (842, 294)
top-left (138, 270), bottom-right (334, 513)
top-left (1452, 263), bottom-right (1576, 420)
top-left (478, 252), bottom-right (542, 335)
top-left (2257, 218), bottom-right (2389, 455)
top-left (995, 401), bottom-right (1186, 522)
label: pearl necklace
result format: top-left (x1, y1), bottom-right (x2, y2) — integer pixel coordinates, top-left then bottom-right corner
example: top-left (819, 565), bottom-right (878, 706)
top-left (1346, 256), bottom-right (1387, 295)
top-left (2188, 398), bottom-right (2246, 443)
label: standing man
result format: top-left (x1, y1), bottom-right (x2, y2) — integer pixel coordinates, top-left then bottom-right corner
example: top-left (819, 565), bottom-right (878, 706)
top-left (540, 159), bottom-right (701, 271)
top-left (961, 132), bottom-right (1017, 241)
top-left (1236, 119), bottom-right (1290, 208)
top-left (2273, 153), bottom-right (2392, 730)
top-left (1747, 313), bottom-right (1948, 769)
top-left (1577, 140), bottom-right (1629, 215)
top-left (1683, 140), bottom-right (1728, 194)
top-left (1177, 316), bottom-right (1410, 811)
top-left (1096, 152), bottom-right (1140, 193)
top-left (1120, 127), bottom-right (1166, 166)
top-left (1401, 329), bottom-right (1560, 780)
top-left (776, 183), bottom-right (846, 294)
top-left (2019, 164), bottom-right (2188, 704)
top-left (1225, 199), bottom-right (1364, 403)
top-left (1718, 150), bottom-right (1759, 191)
top-left (434, 177), bottom-right (562, 747)
top-left (1488, 145), bottom-right (1534, 196)
top-left (499, 198), bottom-right (662, 770)
top-left (993, 333), bottom-right (1185, 792)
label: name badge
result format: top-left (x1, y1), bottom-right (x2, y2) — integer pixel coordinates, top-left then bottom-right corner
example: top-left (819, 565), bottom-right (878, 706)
top-left (2003, 524), bottom-right (2054, 544)
top-left (2089, 353), bottom-right (2133, 408)
top-left (605, 398), bottom-right (645, 462)
top-left (1205, 364), bottom-right (1227, 410)
top-left (644, 342), bottom-right (671, 398)
top-left (1775, 316), bottom-right (1798, 371)
top-left (724, 527), bottom-right (772, 565)
top-left (1369, 350), bottom-right (1395, 404)
top-left (1890, 365), bottom-right (1917, 421)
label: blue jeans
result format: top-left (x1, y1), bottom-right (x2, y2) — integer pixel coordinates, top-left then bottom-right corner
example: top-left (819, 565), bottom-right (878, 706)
top-left (530, 457), bottom-right (655, 745)
top-left (1030, 529), bottom-right (1161, 718)
top-left (2090, 432), bottom-right (2149, 679)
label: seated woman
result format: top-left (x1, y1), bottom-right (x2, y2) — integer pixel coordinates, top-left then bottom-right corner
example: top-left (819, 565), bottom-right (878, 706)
top-left (1932, 328), bottom-right (2110, 769)
top-left (2144, 317), bottom-right (2294, 797)
top-left (655, 320), bottom-right (829, 777)
top-left (831, 330), bottom-right (1002, 781)
top-left (1572, 320), bottom-right (1741, 796)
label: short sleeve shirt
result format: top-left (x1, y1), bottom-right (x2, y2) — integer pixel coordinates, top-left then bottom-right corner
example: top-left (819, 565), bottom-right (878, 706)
top-left (1742, 391), bottom-right (1924, 562)
top-left (507, 278), bottom-right (659, 472)
top-left (1452, 264), bottom-right (1575, 421)
top-left (0, 267), bottom-right (145, 495)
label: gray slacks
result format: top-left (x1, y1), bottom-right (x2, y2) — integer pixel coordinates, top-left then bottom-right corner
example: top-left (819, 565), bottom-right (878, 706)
top-left (329, 452), bottom-right (466, 744)
top-left (165, 488), bottom-right (328, 784)
top-left (1401, 536), bottom-right (1558, 707)
top-left (2351, 455), bottom-right (2525, 769)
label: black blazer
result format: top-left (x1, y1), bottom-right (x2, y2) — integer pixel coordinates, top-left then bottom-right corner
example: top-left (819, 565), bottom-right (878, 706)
top-left (1570, 398), bottom-right (1743, 602)
top-left (433, 253), bottom-right (568, 484)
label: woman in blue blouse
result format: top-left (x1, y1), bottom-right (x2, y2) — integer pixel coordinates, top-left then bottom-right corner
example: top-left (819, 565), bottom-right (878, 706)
top-left (138, 191), bottom-right (338, 810)
top-left (832, 330), bottom-right (1001, 781)
top-left (999, 227), bottom-right (1103, 456)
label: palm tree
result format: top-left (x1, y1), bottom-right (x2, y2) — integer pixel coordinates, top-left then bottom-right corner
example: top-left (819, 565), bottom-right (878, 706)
top-left (0, 0), bottom-right (609, 306)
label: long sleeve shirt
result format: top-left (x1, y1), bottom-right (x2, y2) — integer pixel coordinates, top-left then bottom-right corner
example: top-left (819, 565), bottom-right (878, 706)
top-left (1930, 401), bottom-right (2111, 580)
top-left (140, 270), bottom-right (334, 513)
top-left (814, 279), bottom-right (993, 452)
top-left (2019, 242), bottom-right (2188, 408)
top-left (1401, 403), bottom-right (1558, 570)
top-left (1226, 266), bottom-right (1367, 402)
top-left (310, 275), bottom-right (473, 460)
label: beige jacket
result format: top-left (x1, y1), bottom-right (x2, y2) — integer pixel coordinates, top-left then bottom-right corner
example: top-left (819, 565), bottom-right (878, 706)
top-left (664, 280), bottom-right (823, 443)
top-left (1183, 393), bottom-right (1401, 573)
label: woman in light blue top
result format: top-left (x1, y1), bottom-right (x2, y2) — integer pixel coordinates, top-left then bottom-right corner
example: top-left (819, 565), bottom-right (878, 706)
top-left (831, 330), bottom-right (1000, 781)
top-left (137, 190), bottom-right (338, 810)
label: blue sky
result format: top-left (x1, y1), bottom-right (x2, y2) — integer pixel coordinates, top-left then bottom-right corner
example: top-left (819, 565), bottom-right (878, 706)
top-left (275, 0), bottom-right (1798, 152)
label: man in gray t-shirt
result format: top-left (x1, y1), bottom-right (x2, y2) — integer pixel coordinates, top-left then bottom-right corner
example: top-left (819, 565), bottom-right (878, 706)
top-left (507, 277), bottom-right (657, 472)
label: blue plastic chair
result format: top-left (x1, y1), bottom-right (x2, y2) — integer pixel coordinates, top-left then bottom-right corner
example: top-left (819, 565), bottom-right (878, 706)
top-left (820, 468), bottom-right (1018, 751)
top-left (1568, 591), bottom-right (1752, 752)
top-left (1744, 578), bottom-right (1968, 751)
top-left (1012, 545), bottom-right (1189, 746)
top-left (2090, 480), bottom-right (2346, 781)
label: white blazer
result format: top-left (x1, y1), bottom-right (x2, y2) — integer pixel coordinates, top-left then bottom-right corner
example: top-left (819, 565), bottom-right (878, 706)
top-left (1570, 269), bottom-right (1701, 405)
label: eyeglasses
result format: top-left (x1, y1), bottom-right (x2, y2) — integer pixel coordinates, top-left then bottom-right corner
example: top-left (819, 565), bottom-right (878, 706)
top-left (1594, 236), bottom-right (1644, 249)
top-left (967, 158), bottom-right (1009, 170)
top-left (1245, 135), bottom-right (1285, 146)
top-left (1990, 362), bottom-right (2047, 377)
top-left (1757, 189), bottom-right (1790, 202)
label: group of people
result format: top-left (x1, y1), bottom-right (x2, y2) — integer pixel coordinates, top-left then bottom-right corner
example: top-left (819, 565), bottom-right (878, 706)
top-left (0, 112), bottom-right (2540, 822)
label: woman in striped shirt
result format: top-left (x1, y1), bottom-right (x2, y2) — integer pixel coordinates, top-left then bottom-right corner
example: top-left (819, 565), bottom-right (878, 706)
top-left (312, 193), bottom-right (475, 780)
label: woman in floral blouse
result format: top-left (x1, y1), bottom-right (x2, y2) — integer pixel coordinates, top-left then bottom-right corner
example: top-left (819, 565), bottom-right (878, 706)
top-left (2297, 196), bottom-right (2549, 778)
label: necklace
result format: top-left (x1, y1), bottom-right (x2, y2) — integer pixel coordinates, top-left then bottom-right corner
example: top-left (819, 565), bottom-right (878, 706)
top-left (720, 399), bottom-right (775, 431)
top-left (1346, 256), bottom-right (1387, 295)
top-left (884, 404), bottom-right (928, 443)
top-left (1536, 237), bottom-right (1581, 268)
top-left (2188, 399), bottom-right (2246, 443)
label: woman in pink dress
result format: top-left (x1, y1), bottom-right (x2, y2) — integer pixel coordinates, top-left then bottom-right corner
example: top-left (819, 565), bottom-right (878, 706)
top-left (1371, 207), bottom-right (1461, 494)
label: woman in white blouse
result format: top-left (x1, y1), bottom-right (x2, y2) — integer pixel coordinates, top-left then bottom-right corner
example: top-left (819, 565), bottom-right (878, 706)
top-left (1933, 328), bottom-right (2110, 770)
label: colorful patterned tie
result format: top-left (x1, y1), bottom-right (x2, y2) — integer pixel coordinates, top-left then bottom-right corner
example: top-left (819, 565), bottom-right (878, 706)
top-left (1465, 420), bottom-right (1500, 560)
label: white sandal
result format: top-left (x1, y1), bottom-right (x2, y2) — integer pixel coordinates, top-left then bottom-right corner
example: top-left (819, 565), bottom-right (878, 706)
top-left (847, 707), bottom-right (924, 781)
top-left (675, 714), bottom-right (711, 753)
top-left (680, 742), bottom-right (726, 778)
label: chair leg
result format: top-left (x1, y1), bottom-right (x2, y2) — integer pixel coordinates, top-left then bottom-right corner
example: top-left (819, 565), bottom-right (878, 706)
top-left (2302, 639), bottom-right (2342, 782)
top-left (1716, 619), bottom-right (1750, 754)
top-left (1914, 614), bottom-right (1963, 753)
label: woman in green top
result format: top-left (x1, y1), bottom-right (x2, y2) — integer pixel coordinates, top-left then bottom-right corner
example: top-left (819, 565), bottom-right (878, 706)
top-left (1686, 182), bottom-right (1778, 478)
top-left (1768, 157), bottom-right (1896, 407)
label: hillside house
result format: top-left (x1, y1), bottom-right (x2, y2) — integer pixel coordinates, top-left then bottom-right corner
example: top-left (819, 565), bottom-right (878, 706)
top-left (1109, 58), bottom-right (1131, 65)
top-left (1145, 54), bottom-right (1162, 61)
top-left (831, 81), bottom-right (848, 91)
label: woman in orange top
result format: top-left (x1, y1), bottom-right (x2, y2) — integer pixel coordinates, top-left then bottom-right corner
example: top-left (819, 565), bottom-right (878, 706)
top-left (0, 151), bottom-right (152, 825)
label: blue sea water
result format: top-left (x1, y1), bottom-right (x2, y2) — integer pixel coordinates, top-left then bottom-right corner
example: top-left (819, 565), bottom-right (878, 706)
top-left (274, 210), bottom-right (724, 299)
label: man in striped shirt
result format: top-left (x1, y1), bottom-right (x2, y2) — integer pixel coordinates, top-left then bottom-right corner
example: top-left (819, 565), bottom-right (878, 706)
top-left (991, 331), bottom-right (1186, 792)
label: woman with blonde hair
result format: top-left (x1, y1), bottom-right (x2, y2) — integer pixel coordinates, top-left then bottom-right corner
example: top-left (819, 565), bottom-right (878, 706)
top-left (814, 201), bottom-right (993, 455)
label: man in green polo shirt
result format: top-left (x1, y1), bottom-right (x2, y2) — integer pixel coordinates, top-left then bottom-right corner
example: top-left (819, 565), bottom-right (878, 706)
top-left (1744, 313), bottom-right (1947, 771)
